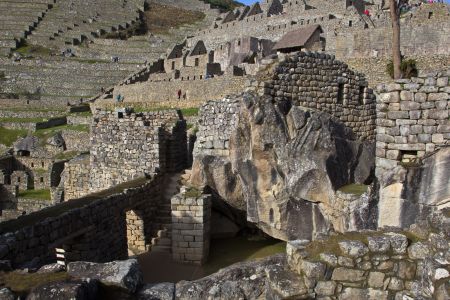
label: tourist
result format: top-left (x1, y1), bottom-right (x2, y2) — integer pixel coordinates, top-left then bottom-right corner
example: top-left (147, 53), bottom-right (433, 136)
top-left (116, 94), bottom-right (122, 102)
top-left (177, 89), bottom-right (182, 100)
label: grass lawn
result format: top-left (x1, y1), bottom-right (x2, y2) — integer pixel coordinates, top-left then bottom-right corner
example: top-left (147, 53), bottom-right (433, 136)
top-left (54, 150), bottom-right (86, 161)
top-left (0, 127), bottom-right (28, 146)
top-left (18, 189), bottom-right (51, 200)
top-left (15, 43), bottom-right (53, 57)
top-left (134, 106), bottom-right (199, 117)
top-left (0, 117), bottom-right (49, 123)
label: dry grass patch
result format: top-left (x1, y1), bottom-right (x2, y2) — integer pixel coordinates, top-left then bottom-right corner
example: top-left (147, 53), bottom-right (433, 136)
top-left (0, 271), bottom-right (70, 295)
top-left (144, 3), bottom-right (205, 34)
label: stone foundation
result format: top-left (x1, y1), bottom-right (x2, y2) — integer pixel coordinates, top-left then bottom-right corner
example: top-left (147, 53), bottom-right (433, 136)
top-left (171, 188), bottom-right (211, 265)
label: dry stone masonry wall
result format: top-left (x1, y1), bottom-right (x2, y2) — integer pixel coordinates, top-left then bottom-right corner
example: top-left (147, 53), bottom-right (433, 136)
top-left (89, 110), bottom-right (185, 193)
top-left (286, 223), bottom-right (450, 299)
top-left (0, 175), bottom-right (164, 267)
top-left (375, 70), bottom-right (450, 173)
top-left (193, 98), bottom-right (240, 157)
top-left (249, 52), bottom-right (376, 141)
top-left (171, 188), bottom-right (211, 265)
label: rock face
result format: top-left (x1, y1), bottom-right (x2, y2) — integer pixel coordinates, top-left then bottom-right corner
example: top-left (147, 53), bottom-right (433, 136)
top-left (191, 93), bottom-right (377, 241)
top-left (67, 259), bottom-right (143, 293)
top-left (378, 147), bottom-right (450, 228)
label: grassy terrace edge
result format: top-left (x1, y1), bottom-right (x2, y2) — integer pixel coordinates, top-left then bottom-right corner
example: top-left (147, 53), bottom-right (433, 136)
top-left (0, 177), bottom-right (149, 234)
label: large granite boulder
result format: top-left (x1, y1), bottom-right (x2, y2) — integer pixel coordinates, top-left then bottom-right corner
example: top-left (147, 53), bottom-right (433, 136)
top-left (67, 259), bottom-right (143, 293)
top-left (191, 93), bottom-right (376, 241)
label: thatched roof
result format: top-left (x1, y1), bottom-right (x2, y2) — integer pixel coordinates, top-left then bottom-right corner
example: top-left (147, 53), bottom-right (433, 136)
top-left (273, 25), bottom-right (322, 51)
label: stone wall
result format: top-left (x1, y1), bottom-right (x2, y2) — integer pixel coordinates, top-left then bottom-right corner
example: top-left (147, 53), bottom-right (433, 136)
top-left (171, 188), bottom-right (211, 265)
top-left (112, 75), bottom-right (246, 104)
top-left (16, 198), bottom-right (53, 213)
top-left (64, 155), bottom-right (91, 200)
top-left (0, 174), bottom-right (164, 267)
top-left (193, 98), bottom-right (240, 157)
top-left (286, 225), bottom-right (449, 299)
top-left (61, 130), bottom-right (90, 152)
top-left (89, 110), bottom-right (185, 193)
top-left (249, 51), bottom-right (377, 141)
top-left (375, 70), bottom-right (450, 174)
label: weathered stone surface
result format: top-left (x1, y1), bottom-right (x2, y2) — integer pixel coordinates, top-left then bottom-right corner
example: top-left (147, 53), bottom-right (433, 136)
top-left (338, 241), bottom-right (369, 257)
top-left (67, 259), bottom-right (143, 293)
top-left (368, 271), bottom-right (385, 288)
top-left (137, 283), bottom-right (175, 300)
top-left (367, 236), bottom-right (390, 253)
top-left (191, 92), bottom-right (377, 241)
top-left (26, 280), bottom-right (98, 300)
top-left (175, 254), bottom-right (285, 300)
top-left (408, 242), bottom-right (431, 260)
top-left (0, 288), bottom-right (15, 300)
top-left (315, 281), bottom-right (336, 296)
top-left (339, 287), bottom-right (388, 300)
top-left (331, 267), bottom-right (365, 282)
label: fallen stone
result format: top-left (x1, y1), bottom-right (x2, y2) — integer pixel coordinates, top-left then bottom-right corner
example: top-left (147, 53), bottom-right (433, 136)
top-left (137, 283), bottom-right (175, 300)
top-left (67, 259), bottom-right (143, 293)
top-left (26, 279), bottom-right (98, 300)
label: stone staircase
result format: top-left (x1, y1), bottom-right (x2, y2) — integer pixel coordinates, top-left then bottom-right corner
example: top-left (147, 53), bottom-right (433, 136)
top-left (149, 173), bottom-right (182, 253)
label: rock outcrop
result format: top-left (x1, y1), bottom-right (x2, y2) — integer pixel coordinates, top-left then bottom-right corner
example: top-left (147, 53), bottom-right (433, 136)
top-left (191, 92), bottom-right (377, 241)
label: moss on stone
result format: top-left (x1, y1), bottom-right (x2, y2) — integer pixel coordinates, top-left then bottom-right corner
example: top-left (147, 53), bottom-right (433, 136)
top-left (18, 189), bottom-right (51, 200)
top-left (337, 184), bottom-right (369, 196)
top-left (0, 271), bottom-right (69, 294)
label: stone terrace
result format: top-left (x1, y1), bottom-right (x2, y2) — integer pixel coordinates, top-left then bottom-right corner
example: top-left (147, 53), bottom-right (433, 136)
top-left (0, 0), bottom-right (221, 108)
top-left (27, 0), bottom-right (143, 47)
top-left (0, 0), bottom-right (55, 56)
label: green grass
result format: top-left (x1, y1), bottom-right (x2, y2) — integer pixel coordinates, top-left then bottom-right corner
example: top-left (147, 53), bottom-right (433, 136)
top-left (134, 106), bottom-right (199, 117)
top-left (69, 111), bottom-right (92, 117)
top-left (54, 150), bottom-right (85, 161)
top-left (337, 184), bottom-right (369, 196)
top-left (15, 43), bottom-right (53, 57)
top-left (181, 107), bottom-right (199, 117)
top-left (33, 124), bottom-right (89, 147)
top-left (0, 127), bottom-right (28, 146)
top-left (0, 271), bottom-right (69, 295)
top-left (0, 107), bottom-right (66, 113)
top-left (184, 186), bottom-right (202, 198)
top-left (18, 189), bottom-right (51, 200)
top-left (0, 117), bottom-right (49, 123)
